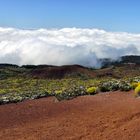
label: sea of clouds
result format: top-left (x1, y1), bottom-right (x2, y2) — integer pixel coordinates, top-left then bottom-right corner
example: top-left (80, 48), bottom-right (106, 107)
top-left (0, 27), bottom-right (140, 67)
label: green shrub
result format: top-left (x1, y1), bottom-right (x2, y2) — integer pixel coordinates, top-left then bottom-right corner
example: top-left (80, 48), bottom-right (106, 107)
top-left (119, 81), bottom-right (132, 91)
top-left (99, 80), bottom-right (119, 92)
top-left (55, 86), bottom-right (86, 101)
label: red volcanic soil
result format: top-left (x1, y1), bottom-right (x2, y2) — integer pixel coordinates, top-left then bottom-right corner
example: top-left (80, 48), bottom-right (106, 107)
top-left (29, 65), bottom-right (97, 79)
top-left (28, 64), bottom-right (140, 79)
top-left (0, 91), bottom-right (140, 140)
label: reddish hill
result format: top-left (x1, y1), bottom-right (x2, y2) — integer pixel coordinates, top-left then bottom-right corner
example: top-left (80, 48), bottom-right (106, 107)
top-left (27, 64), bottom-right (140, 79)
top-left (28, 65), bottom-right (97, 79)
top-left (0, 58), bottom-right (139, 79)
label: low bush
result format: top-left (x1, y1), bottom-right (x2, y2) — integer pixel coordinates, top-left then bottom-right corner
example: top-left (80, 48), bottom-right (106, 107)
top-left (131, 82), bottom-right (140, 89)
top-left (99, 80), bottom-right (119, 92)
top-left (55, 86), bottom-right (86, 101)
top-left (134, 85), bottom-right (140, 97)
top-left (119, 81), bottom-right (132, 91)
top-left (86, 87), bottom-right (98, 95)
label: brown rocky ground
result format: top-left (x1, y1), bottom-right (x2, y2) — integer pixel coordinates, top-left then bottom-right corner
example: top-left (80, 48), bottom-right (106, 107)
top-left (0, 91), bottom-right (140, 140)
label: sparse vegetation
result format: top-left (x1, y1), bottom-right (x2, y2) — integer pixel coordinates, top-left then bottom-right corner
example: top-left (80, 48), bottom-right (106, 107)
top-left (0, 76), bottom-right (139, 104)
top-left (0, 62), bottom-right (139, 104)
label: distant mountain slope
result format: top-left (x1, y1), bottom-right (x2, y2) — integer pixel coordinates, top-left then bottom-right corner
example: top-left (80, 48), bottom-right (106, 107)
top-left (121, 55), bottom-right (140, 64)
top-left (100, 55), bottom-right (140, 68)
top-left (0, 55), bottom-right (139, 79)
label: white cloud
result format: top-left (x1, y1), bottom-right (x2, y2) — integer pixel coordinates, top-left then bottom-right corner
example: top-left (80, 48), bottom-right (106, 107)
top-left (0, 27), bottom-right (139, 67)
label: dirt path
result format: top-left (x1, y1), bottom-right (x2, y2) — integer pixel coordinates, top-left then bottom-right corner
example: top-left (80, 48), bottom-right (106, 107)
top-left (0, 91), bottom-right (140, 140)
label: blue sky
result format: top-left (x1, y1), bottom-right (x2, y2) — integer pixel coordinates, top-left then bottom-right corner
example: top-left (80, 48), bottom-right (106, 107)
top-left (0, 0), bottom-right (140, 32)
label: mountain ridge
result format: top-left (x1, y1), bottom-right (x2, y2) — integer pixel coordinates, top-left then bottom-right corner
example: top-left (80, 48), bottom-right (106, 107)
top-left (0, 55), bottom-right (139, 79)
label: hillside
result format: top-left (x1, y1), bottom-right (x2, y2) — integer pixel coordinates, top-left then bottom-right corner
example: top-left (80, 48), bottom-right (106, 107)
top-left (0, 55), bottom-right (139, 79)
top-left (0, 56), bottom-right (140, 140)
top-left (100, 55), bottom-right (140, 68)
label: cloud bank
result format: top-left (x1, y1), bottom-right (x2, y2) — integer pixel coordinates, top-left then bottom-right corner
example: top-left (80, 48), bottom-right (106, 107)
top-left (0, 27), bottom-right (140, 67)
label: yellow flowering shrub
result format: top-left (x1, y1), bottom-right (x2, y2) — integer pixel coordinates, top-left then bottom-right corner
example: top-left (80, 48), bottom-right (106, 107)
top-left (131, 82), bottom-right (140, 89)
top-left (134, 85), bottom-right (140, 97)
top-left (86, 87), bottom-right (98, 95)
top-left (55, 90), bottom-right (63, 94)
